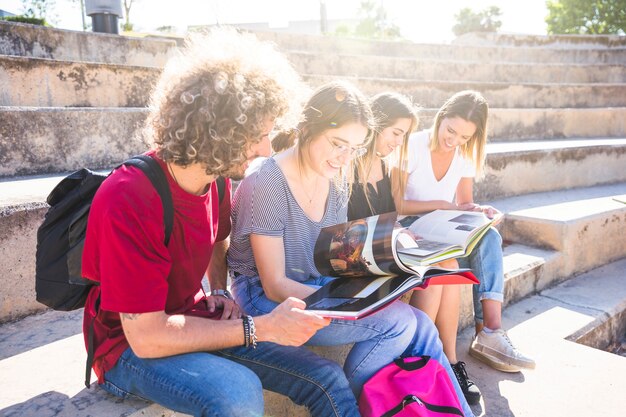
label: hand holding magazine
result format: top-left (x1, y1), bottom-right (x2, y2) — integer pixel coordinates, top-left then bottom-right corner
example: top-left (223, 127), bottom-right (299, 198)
top-left (397, 209), bottom-right (502, 266)
top-left (304, 212), bottom-right (478, 319)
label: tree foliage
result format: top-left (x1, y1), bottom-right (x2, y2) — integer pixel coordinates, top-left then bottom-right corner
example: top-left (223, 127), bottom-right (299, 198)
top-left (123, 0), bottom-right (136, 31)
top-left (335, 0), bottom-right (401, 40)
top-left (21, 0), bottom-right (55, 21)
top-left (545, 0), bottom-right (626, 35)
top-left (452, 6), bottom-right (502, 37)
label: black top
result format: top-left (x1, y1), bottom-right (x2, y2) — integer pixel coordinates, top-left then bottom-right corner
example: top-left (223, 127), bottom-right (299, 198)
top-left (348, 160), bottom-right (396, 221)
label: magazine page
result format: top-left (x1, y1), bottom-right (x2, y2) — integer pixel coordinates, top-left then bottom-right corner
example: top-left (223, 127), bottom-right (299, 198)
top-left (314, 211), bottom-right (404, 278)
top-left (408, 210), bottom-right (492, 247)
top-left (304, 274), bottom-right (421, 319)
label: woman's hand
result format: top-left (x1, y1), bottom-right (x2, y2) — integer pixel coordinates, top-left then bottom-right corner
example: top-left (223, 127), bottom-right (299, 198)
top-left (478, 205), bottom-right (503, 225)
top-left (457, 202), bottom-right (481, 212)
top-left (456, 203), bottom-right (503, 225)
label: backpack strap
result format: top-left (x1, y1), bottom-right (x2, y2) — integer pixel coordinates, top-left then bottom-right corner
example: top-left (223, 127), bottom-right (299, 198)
top-left (85, 155), bottom-right (174, 388)
top-left (123, 155), bottom-right (174, 246)
top-left (216, 176), bottom-right (226, 204)
top-left (85, 295), bottom-right (100, 388)
top-left (381, 394), bottom-right (464, 417)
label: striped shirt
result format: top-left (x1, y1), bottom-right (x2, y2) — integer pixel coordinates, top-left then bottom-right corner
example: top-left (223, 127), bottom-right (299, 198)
top-left (228, 157), bottom-right (348, 282)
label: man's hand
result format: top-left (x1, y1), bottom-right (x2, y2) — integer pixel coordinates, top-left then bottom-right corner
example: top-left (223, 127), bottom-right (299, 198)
top-left (206, 295), bottom-right (242, 320)
top-left (255, 298), bottom-right (331, 346)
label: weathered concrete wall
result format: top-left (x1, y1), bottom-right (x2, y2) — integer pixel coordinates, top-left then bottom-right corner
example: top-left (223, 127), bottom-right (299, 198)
top-left (304, 75), bottom-right (626, 108)
top-left (0, 55), bottom-right (159, 107)
top-left (288, 51), bottom-right (626, 83)
top-left (0, 21), bottom-right (176, 67)
top-left (0, 204), bottom-right (48, 323)
top-left (0, 107), bottom-right (148, 177)
top-left (501, 195), bottom-right (626, 282)
top-left (476, 140), bottom-right (626, 201)
top-left (453, 32), bottom-right (626, 49)
top-left (254, 30), bottom-right (626, 64)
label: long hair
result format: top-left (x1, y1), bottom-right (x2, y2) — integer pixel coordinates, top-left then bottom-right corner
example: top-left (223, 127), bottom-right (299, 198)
top-left (356, 92), bottom-right (419, 213)
top-left (272, 80), bottom-right (375, 189)
top-left (429, 90), bottom-right (489, 178)
top-left (147, 27), bottom-right (305, 176)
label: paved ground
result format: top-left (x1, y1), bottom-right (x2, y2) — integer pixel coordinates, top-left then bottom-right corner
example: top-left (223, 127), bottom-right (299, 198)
top-left (1, 259), bottom-right (625, 417)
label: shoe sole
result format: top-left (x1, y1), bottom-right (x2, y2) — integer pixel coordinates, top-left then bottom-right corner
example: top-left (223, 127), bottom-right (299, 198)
top-left (469, 346), bottom-right (523, 373)
top-left (464, 390), bottom-right (481, 405)
top-left (469, 342), bottom-right (536, 371)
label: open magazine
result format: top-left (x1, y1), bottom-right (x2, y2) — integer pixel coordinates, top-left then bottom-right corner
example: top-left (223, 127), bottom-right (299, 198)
top-left (397, 209), bottom-right (501, 266)
top-left (304, 212), bottom-right (478, 319)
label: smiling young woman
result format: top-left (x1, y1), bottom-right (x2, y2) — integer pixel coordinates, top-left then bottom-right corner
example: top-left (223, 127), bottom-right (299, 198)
top-left (393, 90), bottom-right (536, 405)
top-left (226, 82), bottom-right (477, 416)
top-left (348, 92), bottom-right (419, 221)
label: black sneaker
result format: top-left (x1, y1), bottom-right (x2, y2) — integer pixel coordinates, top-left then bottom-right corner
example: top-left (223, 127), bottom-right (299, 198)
top-left (451, 361), bottom-right (481, 405)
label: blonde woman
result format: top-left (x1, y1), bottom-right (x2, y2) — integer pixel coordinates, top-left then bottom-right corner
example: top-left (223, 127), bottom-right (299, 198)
top-left (394, 90), bottom-right (536, 405)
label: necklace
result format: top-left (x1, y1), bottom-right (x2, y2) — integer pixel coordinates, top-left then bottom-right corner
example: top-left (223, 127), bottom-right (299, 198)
top-left (168, 162), bottom-right (207, 195)
top-left (167, 163), bottom-right (178, 184)
top-left (301, 175), bottom-right (320, 205)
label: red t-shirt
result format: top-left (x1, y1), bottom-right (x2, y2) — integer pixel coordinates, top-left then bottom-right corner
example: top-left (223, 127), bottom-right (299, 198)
top-left (81, 151), bottom-right (231, 382)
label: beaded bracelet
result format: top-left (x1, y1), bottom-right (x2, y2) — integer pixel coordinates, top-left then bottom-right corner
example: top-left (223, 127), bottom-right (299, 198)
top-left (242, 315), bottom-right (251, 347)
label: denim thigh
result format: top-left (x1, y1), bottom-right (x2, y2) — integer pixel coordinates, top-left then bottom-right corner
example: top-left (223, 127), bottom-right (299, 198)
top-left (102, 348), bottom-right (264, 417)
top-left (218, 343), bottom-right (360, 417)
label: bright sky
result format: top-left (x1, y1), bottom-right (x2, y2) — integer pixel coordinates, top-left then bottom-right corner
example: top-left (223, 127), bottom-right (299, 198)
top-left (1, 0), bottom-right (548, 43)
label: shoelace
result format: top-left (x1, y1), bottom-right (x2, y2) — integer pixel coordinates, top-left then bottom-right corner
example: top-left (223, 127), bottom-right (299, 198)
top-left (453, 361), bottom-right (475, 387)
top-left (499, 331), bottom-right (521, 354)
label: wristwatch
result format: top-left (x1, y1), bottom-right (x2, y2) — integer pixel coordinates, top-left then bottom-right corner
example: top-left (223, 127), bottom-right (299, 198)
top-left (211, 289), bottom-right (233, 300)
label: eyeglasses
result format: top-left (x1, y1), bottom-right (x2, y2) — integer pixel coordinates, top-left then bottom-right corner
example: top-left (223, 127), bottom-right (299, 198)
top-left (325, 135), bottom-right (367, 158)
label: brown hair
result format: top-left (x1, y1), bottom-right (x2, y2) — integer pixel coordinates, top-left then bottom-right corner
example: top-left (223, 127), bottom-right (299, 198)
top-left (146, 28), bottom-right (305, 176)
top-left (361, 92), bottom-right (419, 207)
top-left (429, 90), bottom-right (488, 178)
top-left (272, 81), bottom-right (375, 187)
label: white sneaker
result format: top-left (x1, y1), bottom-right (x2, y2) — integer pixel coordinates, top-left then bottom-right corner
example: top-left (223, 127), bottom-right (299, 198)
top-left (469, 328), bottom-right (536, 372)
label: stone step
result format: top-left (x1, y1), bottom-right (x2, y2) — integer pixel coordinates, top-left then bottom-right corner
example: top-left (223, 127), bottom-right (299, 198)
top-left (491, 183), bottom-right (626, 283)
top-left (3, 106), bottom-right (626, 178)
top-left (288, 51), bottom-right (626, 83)
top-left (0, 21), bottom-right (176, 67)
top-left (455, 257), bottom-right (626, 416)
top-left (3, 53), bottom-right (624, 108)
top-left (476, 138), bottom-right (626, 200)
top-left (458, 243), bottom-right (558, 331)
top-left (0, 107), bottom-right (147, 177)
top-left (254, 31), bottom-right (626, 65)
top-left (453, 31), bottom-right (626, 49)
top-left (0, 55), bottom-right (159, 107)
top-left (304, 75), bottom-right (626, 108)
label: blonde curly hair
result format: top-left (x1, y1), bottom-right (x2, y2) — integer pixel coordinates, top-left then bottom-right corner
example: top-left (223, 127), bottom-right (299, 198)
top-left (147, 28), bottom-right (306, 175)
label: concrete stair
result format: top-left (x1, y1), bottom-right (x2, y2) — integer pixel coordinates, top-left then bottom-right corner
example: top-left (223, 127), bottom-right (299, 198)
top-left (287, 52), bottom-right (626, 83)
top-left (0, 21), bottom-right (625, 417)
top-left (254, 31), bottom-right (626, 64)
top-left (0, 21), bottom-right (176, 66)
top-left (0, 107), bottom-right (147, 177)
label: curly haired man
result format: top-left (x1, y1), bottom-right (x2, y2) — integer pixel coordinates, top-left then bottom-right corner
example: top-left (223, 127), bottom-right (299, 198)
top-left (81, 28), bottom-right (360, 417)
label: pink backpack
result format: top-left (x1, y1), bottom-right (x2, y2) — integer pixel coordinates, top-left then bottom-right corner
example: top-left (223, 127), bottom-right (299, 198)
top-left (359, 356), bottom-right (464, 417)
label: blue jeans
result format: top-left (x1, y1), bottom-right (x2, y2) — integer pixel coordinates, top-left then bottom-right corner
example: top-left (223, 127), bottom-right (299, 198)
top-left (457, 227), bottom-right (505, 324)
top-left (102, 344), bottom-right (360, 417)
top-left (232, 274), bottom-right (475, 417)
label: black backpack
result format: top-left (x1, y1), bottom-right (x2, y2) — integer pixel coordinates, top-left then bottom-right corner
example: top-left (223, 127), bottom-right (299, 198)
top-left (35, 155), bottom-right (226, 310)
top-left (34, 155), bottom-right (225, 387)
